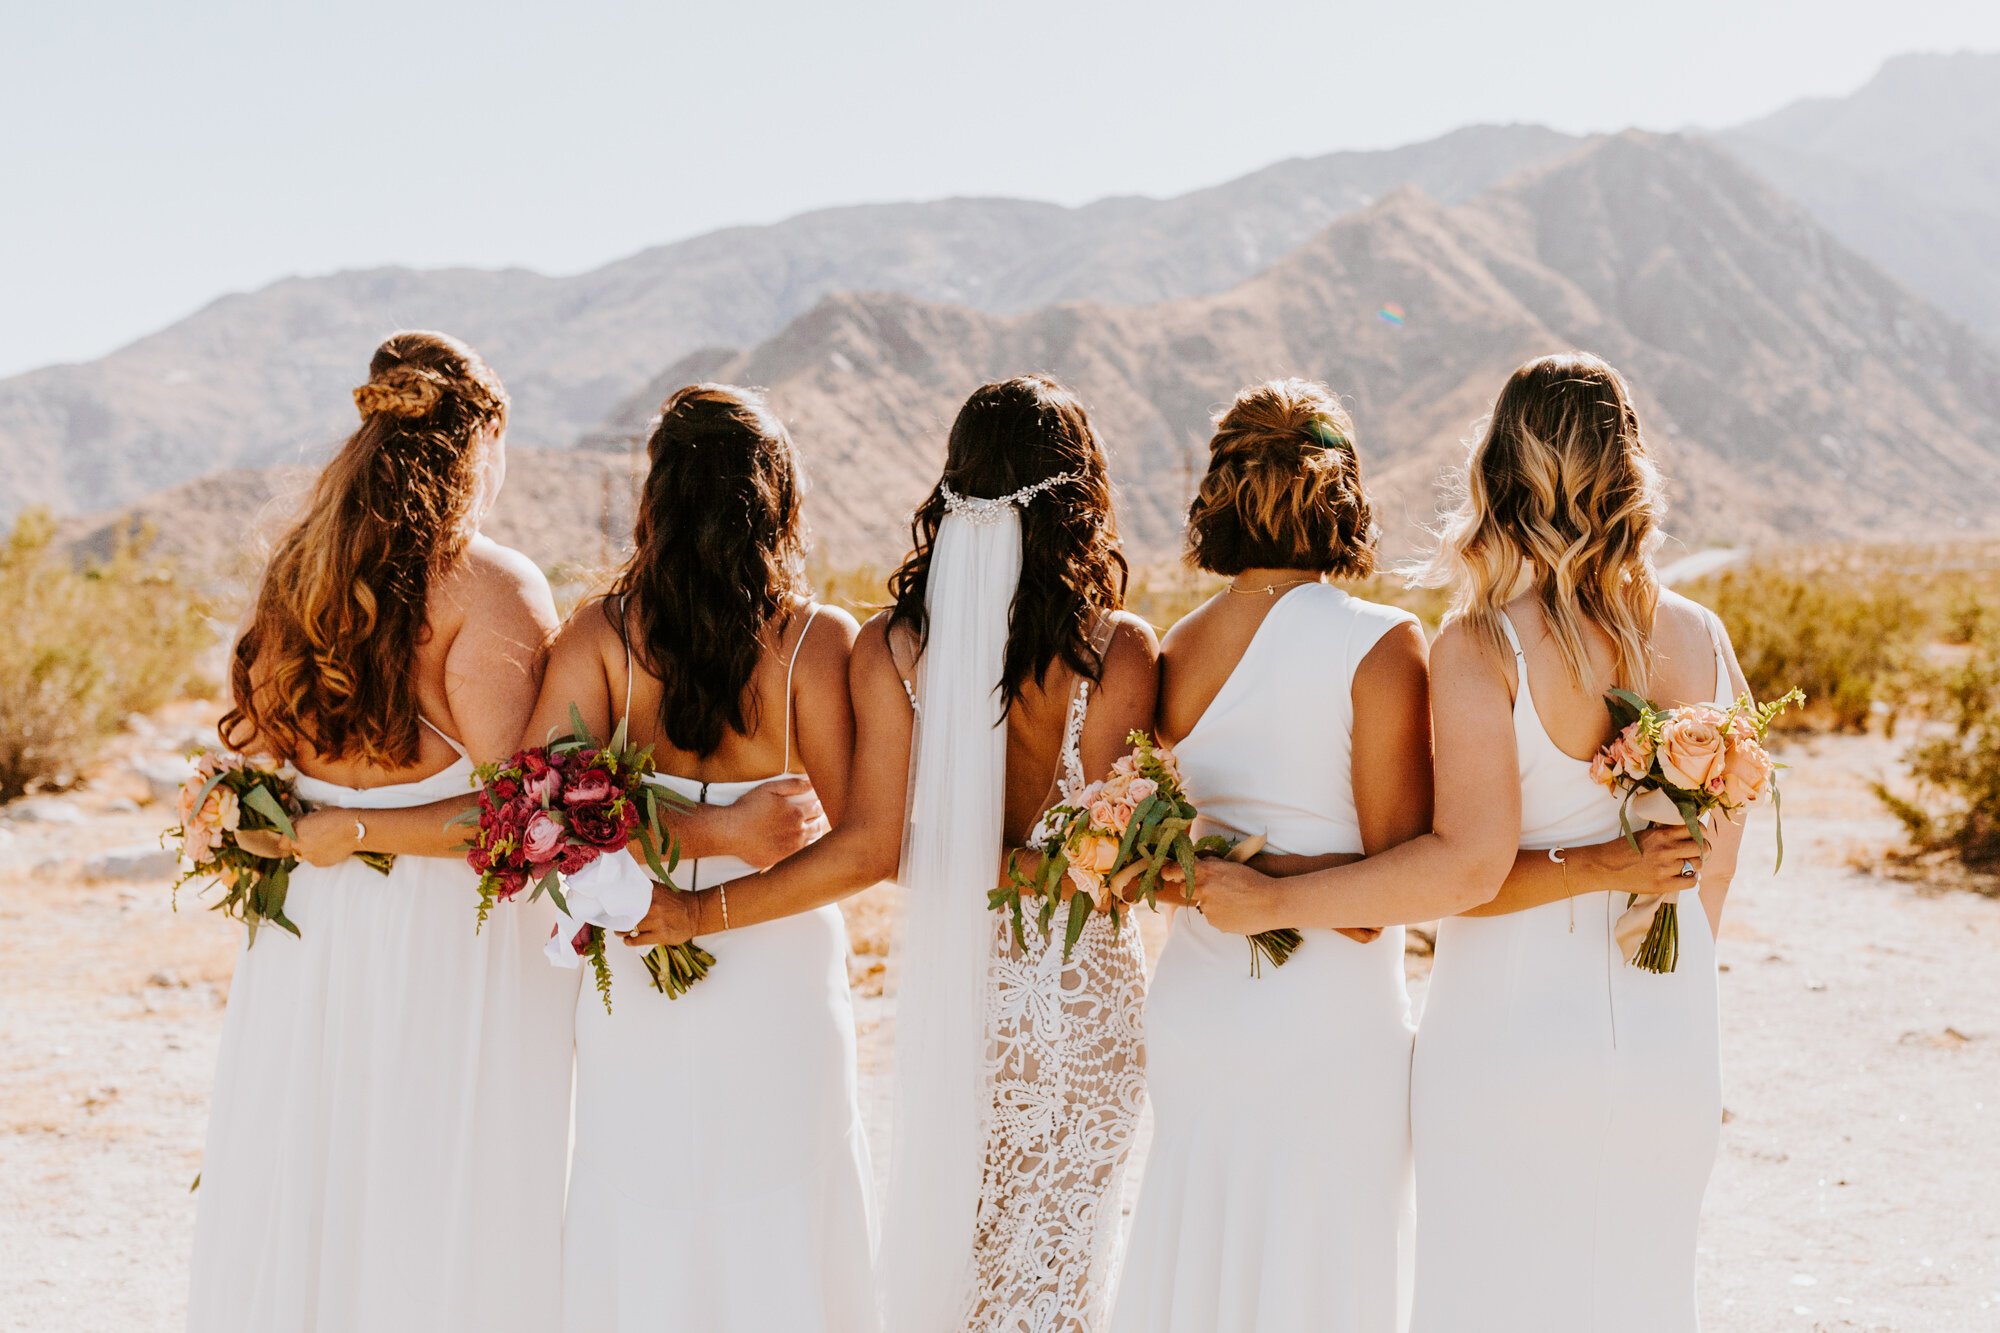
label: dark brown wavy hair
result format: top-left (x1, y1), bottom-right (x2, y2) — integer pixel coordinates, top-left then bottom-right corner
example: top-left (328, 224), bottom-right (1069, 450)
top-left (1186, 378), bottom-right (1377, 578)
top-left (221, 330), bottom-right (508, 765)
top-left (888, 374), bottom-right (1128, 705)
top-left (608, 383), bottom-right (809, 756)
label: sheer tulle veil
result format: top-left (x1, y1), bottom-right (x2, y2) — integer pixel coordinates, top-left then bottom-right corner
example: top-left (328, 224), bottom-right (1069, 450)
top-left (877, 474), bottom-right (1075, 1333)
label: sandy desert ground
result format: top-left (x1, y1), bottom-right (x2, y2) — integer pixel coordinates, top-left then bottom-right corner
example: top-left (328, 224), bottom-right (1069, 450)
top-left (1, 720), bottom-right (1996, 1332)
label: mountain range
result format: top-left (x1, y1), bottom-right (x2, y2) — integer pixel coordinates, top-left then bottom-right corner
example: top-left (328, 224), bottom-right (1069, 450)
top-left (8, 51), bottom-right (1999, 567)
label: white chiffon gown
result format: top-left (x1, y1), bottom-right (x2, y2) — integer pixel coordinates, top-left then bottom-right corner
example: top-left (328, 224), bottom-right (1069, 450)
top-left (188, 726), bottom-right (579, 1333)
top-left (1408, 611), bottom-right (1728, 1332)
top-left (1113, 584), bottom-right (1419, 1333)
top-left (562, 610), bottom-right (877, 1333)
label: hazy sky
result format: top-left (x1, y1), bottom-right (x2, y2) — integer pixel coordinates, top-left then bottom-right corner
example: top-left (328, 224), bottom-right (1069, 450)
top-left (5, 0), bottom-right (1997, 377)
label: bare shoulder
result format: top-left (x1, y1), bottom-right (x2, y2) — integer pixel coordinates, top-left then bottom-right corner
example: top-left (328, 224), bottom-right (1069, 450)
top-left (1103, 609), bottom-right (1162, 666)
top-left (456, 535), bottom-right (550, 597)
top-left (850, 611), bottom-right (910, 697)
top-left (798, 603), bottom-right (861, 656)
top-left (1657, 587), bottom-right (1724, 641)
top-left (1429, 616), bottom-right (1511, 688)
top-left (1356, 617), bottom-right (1430, 682)
top-left (1159, 593), bottom-right (1222, 659)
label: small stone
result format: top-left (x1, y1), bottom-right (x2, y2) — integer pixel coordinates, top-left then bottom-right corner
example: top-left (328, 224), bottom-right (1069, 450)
top-left (83, 845), bottom-right (178, 882)
top-left (9, 798), bottom-right (87, 825)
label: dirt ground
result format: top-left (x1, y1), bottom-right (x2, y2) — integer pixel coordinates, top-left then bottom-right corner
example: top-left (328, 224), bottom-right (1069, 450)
top-left (1, 725), bottom-right (1995, 1332)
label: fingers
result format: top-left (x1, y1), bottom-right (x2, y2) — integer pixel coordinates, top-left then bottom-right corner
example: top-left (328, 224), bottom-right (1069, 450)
top-left (1337, 927), bottom-right (1382, 944)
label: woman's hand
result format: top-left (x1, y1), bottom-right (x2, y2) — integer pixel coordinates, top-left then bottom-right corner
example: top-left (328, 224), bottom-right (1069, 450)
top-left (719, 777), bottom-right (827, 869)
top-left (1574, 825), bottom-right (1705, 896)
top-left (1182, 855), bottom-right (1283, 936)
top-left (281, 808), bottom-right (366, 867)
top-left (622, 885), bottom-right (699, 948)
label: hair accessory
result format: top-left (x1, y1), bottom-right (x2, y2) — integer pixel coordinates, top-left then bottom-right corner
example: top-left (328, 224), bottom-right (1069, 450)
top-left (353, 366), bottom-right (446, 420)
top-left (939, 472), bottom-right (1080, 527)
top-left (1306, 418), bottom-right (1353, 454)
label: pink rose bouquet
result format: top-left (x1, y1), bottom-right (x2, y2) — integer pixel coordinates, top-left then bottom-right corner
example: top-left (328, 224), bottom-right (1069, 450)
top-left (461, 706), bottom-right (709, 1010)
top-left (998, 730), bottom-right (1297, 973)
top-left (167, 751), bottom-right (392, 945)
top-left (1592, 686), bottom-right (1805, 972)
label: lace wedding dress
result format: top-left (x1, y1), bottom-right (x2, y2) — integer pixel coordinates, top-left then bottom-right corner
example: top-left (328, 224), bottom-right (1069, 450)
top-left (963, 665), bottom-right (1148, 1333)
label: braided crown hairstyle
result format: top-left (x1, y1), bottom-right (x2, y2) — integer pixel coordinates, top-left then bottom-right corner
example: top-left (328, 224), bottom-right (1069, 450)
top-left (221, 330), bottom-right (508, 765)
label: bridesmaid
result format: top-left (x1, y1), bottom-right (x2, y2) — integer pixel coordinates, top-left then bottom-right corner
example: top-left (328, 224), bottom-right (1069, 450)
top-left (1111, 380), bottom-right (1431, 1333)
top-left (1194, 353), bottom-right (1744, 1333)
top-left (189, 331), bottom-right (578, 1331)
top-left (525, 384), bottom-right (876, 1333)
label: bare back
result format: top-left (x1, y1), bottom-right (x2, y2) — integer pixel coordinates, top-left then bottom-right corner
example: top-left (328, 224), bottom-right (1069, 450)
top-left (242, 535), bottom-right (558, 786)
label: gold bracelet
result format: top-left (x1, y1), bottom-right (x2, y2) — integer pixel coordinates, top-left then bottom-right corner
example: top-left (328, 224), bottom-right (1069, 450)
top-left (1548, 846), bottom-right (1575, 933)
top-left (718, 883), bottom-right (730, 932)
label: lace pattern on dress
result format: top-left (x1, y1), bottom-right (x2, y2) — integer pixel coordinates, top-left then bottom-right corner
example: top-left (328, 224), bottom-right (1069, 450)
top-left (962, 632), bottom-right (1147, 1333)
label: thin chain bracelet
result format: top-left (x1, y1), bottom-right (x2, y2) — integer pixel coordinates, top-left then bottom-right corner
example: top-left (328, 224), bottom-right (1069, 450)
top-left (718, 883), bottom-right (730, 932)
top-left (1549, 846), bottom-right (1575, 933)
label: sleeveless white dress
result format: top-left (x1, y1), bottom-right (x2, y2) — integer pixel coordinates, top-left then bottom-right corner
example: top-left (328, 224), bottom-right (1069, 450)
top-left (959, 629), bottom-right (1149, 1333)
top-left (188, 723), bottom-right (578, 1333)
top-left (1112, 583), bottom-right (1419, 1333)
top-left (562, 607), bottom-right (878, 1333)
top-left (1408, 612), bottom-right (1728, 1332)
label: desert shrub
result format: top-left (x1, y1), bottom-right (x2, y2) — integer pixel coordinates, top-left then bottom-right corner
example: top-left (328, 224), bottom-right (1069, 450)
top-left (0, 511), bottom-right (213, 801)
top-left (1687, 564), bottom-right (1927, 730)
top-left (1874, 629), bottom-right (2000, 868)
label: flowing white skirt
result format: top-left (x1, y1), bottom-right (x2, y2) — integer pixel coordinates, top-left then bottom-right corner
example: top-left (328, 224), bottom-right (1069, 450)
top-left (1113, 911), bottom-right (1416, 1333)
top-left (563, 853), bottom-right (876, 1333)
top-left (1409, 891), bottom-right (1721, 1333)
top-left (187, 771), bottom-right (578, 1333)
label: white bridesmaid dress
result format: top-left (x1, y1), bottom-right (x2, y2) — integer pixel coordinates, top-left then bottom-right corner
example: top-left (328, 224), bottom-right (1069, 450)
top-left (562, 608), bottom-right (878, 1333)
top-left (1113, 584), bottom-right (1419, 1333)
top-left (188, 724), bottom-right (579, 1333)
top-left (1408, 611), bottom-right (1728, 1332)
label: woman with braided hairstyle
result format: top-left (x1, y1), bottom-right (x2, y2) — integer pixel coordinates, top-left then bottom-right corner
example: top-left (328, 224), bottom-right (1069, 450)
top-left (187, 331), bottom-right (581, 1332)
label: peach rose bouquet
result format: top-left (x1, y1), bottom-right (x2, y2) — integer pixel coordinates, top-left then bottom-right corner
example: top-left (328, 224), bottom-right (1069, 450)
top-left (167, 751), bottom-right (393, 946)
top-left (996, 730), bottom-right (1295, 972)
top-left (1591, 686), bottom-right (1804, 972)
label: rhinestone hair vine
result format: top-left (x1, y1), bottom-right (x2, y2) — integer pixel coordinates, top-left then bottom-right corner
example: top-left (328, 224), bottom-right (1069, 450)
top-left (939, 472), bottom-right (1081, 526)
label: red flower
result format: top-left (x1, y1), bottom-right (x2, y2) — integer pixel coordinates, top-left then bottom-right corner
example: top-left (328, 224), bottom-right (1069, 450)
top-left (564, 768), bottom-right (615, 806)
top-left (570, 924), bottom-right (592, 955)
top-left (558, 843), bottom-right (598, 875)
top-left (567, 804), bottom-right (632, 852)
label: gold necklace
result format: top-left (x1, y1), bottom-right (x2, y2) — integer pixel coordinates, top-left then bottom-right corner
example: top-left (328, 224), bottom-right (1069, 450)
top-left (1226, 576), bottom-right (1320, 597)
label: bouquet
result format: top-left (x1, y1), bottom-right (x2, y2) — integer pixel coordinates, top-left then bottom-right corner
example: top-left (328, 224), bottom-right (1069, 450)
top-left (167, 751), bottom-right (394, 945)
top-left (1591, 686), bottom-right (1805, 972)
top-left (996, 730), bottom-right (1298, 974)
top-left (461, 706), bottom-right (709, 1010)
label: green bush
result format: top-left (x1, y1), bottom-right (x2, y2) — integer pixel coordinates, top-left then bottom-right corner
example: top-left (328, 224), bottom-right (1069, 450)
top-left (1875, 630), bottom-right (2000, 868)
top-left (0, 511), bottom-right (214, 801)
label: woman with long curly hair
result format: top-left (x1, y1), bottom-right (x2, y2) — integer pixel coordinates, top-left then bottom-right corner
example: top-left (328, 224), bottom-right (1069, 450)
top-left (631, 373), bottom-right (1161, 1333)
top-left (1193, 353), bottom-right (1750, 1332)
top-left (190, 331), bottom-right (578, 1332)
top-left (522, 384), bottom-right (874, 1332)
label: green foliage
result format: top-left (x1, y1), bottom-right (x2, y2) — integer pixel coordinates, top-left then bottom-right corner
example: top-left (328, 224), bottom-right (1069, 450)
top-left (0, 510), bottom-right (213, 801)
top-left (1875, 628), bottom-right (2000, 869)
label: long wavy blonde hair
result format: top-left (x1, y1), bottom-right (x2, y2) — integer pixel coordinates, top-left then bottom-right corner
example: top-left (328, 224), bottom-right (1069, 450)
top-left (1415, 352), bottom-right (1665, 690)
top-left (221, 330), bottom-right (508, 766)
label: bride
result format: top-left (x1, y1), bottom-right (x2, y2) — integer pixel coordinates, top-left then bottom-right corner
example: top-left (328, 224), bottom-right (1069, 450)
top-left (188, 331), bottom-right (578, 1332)
top-left (633, 373), bottom-right (1159, 1333)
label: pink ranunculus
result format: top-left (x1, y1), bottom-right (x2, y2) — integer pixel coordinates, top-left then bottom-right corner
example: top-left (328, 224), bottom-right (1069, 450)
top-left (523, 811), bottom-right (565, 862)
top-left (1718, 739), bottom-right (1774, 807)
top-left (1658, 713), bottom-right (1727, 793)
top-left (565, 769), bottom-right (615, 806)
top-left (525, 769), bottom-right (561, 806)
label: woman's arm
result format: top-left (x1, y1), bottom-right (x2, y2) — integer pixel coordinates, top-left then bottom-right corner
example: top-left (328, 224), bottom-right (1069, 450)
top-left (1190, 620), bottom-right (1523, 933)
top-left (1462, 826), bottom-right (1707, 917)
top-left (1694, 618), bottom-right (1754, 934)
top-left (626, 616), bottom-right (911, 943)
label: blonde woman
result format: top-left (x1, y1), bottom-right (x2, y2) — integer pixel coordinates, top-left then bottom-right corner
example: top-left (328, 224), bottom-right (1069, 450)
top-left (1110, 381), bottom-right (1431, 1333)
top-left (1195, 353), bottom-right (1744, 1332)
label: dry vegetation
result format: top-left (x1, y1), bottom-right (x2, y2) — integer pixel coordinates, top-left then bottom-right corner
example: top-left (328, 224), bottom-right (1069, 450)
top-left (0, 511), bottom-right (214, 801)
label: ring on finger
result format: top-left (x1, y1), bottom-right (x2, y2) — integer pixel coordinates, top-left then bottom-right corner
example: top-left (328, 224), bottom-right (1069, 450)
top-left (1679, 859), bottom-right (1696, 878)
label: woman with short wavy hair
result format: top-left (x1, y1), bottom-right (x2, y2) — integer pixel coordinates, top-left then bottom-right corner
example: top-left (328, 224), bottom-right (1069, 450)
top-left (1195, 354), bottom-right (1751, 1332)
top-left (191, 331), bottom-right (579, 1332)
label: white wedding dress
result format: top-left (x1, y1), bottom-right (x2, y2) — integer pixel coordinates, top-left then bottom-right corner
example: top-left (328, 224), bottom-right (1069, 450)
top-left (562, 608), bottom-right (877, 1333)
top-left (1112, 583), bottom-right (1418, 1333)
top-left (188, 722), bottom-right (578, 1333)
top-left (1408, 610), bottom-right (1728, 1332)
top-left (962, 646), bottom-right (1149, 1333)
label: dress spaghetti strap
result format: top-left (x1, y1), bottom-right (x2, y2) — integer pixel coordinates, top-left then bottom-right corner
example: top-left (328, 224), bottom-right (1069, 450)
top-left (781, 604), bottom-right (822, 773)
top-left (419, 714), bottom-right (470, 760)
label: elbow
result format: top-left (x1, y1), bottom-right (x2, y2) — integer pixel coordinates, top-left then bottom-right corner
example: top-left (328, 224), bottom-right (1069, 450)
top-left (1443, 843), bottom-right (1516, 915)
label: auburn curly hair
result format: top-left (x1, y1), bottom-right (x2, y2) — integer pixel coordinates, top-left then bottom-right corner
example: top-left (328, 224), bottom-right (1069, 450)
top-left (889, 374), bottom-right (1128, 705)
top-left (1186, 378), bottom-right (1377, 578)
top-left (607, 383), bottom-right (810, 757)
top-left (1414, 351), bottom-right (1665, 690)
top-left (221, 330), bottom-right (508, 766)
